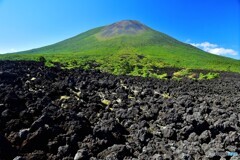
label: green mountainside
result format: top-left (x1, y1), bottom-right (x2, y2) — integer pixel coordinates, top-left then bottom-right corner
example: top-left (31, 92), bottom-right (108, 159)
top-left (1, 20), bottom-right (239, 75)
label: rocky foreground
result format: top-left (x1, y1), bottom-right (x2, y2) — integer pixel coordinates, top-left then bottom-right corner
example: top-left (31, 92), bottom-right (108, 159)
top-left (0, 61), bottom-right (240, 160)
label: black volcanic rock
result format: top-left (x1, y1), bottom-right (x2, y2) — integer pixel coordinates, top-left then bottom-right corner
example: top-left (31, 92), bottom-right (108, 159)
top-left (0, 61), bottom-right (240, 159)
top-left (0, 133), bottom-right (17, 160)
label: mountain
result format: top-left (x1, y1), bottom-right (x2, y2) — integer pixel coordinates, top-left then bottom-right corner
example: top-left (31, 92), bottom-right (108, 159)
top-left (98, 20), bottom-right (150, 38)
top-left (0, 20), bottom-right (239, 74)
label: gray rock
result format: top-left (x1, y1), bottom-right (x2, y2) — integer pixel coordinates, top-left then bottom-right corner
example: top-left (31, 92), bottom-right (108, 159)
top-left (199, 130), bottom-right (211, 143)
top-left (18, 128), bottom-right (29, 139)
top-left (230, 156), bottom-right (240, 160)
top-left (151, 154), bottom-right (163, 160)
top-left (98, 144), bottom-right (130, 159)
top-left (162, 126), bottom-right (176, 139)
top-left (74, 149), bottom-right (89, 160)
top-left (58, 145), bottom-right (70, 157)
top-left (178, 153), bottom-right (193, 160)
top-left (13, 156), bottom-right (26, 160)
top-left (137, 128), bottom-right (152, 143)
top-left (188, 132), bottom-right (198, 142)
top-left (205, 149), bottom-right (221, 159)
top-left (226, 145), bottom-right (237, 152)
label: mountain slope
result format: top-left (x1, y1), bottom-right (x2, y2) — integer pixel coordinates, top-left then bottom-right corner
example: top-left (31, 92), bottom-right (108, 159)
top-left (0, 20), bottom-right (239, 73)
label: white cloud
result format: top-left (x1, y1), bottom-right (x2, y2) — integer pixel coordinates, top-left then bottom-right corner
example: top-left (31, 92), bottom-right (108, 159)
top-left (0, 48), bottom-right (18, 54)
top-left (10, 48), bottom-right (17, 52)
top-left (0, 50), bottom-right (5, 54)
top-left (190, 41), bottom-right (238, 56)
top-left (207, 48), bottom-right (237, 56)
top-left (191, 42), bottom-right (217, 49)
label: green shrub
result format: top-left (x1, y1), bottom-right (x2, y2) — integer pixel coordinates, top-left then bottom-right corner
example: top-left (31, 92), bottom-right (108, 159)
top-left (130, 66), bottom-right (141, 76)
top-left (142, 66), bottom-right (150, 78)
top-left (149, 73), bottom-right (168, 79)
top-left (162, 92), bottom-right (171, 99)
top-left (173, 68), bottom-right (192, 79)
top-left (83, 64), bottom-right (91, 70)
top-left (112, 60), bottom-right (134, 75)
top-left (101, 99), bottom-right (111, 105)
top-left (198, 72), bottom-right (219, 80)
top-left (188, 73), bottom-right (197, 80)
top-left (38, 56), bottom-right (46, 64)
top-left (198, 73), bottom-right (205, 80)
top-left (121, 60), bottom-right (134, 74)
top-left (207, 72), bottom-right (219, 79)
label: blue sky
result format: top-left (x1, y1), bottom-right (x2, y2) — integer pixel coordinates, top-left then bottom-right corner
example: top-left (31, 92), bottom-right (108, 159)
top-left (0, 0), bottom-right (239, 59)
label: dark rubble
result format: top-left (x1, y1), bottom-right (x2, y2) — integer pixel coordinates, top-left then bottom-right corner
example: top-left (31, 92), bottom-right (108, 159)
top-left (0, 61), bottom-right (240, 160)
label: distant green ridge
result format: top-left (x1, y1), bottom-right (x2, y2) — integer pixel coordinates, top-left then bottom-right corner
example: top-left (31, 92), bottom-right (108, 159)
top-left (1, 20), bottom-right (239, 74)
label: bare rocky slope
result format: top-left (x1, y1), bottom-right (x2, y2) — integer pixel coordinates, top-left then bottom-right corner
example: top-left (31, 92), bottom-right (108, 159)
top-left (0, 61), bottom-right (240, 160)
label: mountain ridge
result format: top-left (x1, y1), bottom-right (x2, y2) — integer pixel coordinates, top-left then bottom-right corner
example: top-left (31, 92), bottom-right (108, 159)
top-left (0, 20), bottom-right (239, 74)
top-left (97, 20), bottom-right (151, 39)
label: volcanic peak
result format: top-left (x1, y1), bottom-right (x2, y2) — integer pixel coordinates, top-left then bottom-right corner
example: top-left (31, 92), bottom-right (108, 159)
top-left (98, 20), bottom-right (151, 38)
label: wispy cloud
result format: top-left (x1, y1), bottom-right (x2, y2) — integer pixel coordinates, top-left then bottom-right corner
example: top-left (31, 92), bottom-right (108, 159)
top-left (206, 48), bottom-right (237, 56)
top-left (189, 41), bottom-right (238, 56)
top-left (0, 48), bottom-right (18, 54)
top-left (10, 48), bottom-right (17, 52)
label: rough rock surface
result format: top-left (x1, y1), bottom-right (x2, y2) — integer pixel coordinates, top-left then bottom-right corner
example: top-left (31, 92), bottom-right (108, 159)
top-left (0, 61), bottom-right (240, 160)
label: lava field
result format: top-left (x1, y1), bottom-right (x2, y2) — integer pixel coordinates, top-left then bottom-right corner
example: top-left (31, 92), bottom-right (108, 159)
top-left (0, 61), bottom-right (240, 160)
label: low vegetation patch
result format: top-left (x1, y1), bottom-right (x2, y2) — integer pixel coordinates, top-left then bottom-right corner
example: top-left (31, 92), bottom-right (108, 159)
top-left (101, 99), bottom-right (111, 106)
top-left (198, 72), bottom-right (219, 80)
top-left (173, 69), bottom-right (192, 80)
top-left (149, 73), bottom-right (168, 79)
top-left (0, 53), bottom-right (221, 80)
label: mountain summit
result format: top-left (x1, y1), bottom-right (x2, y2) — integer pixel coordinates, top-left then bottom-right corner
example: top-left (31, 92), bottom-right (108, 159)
top-left (1, 20), bottom-right (239, 73)
top-left (98, 20), bottom-right (150, 38)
